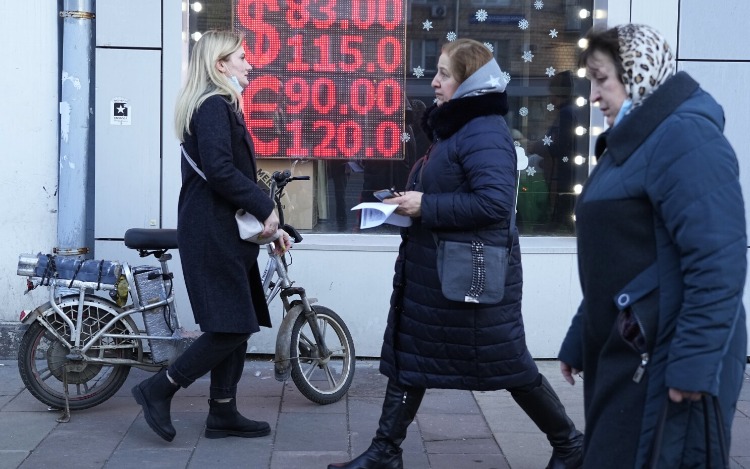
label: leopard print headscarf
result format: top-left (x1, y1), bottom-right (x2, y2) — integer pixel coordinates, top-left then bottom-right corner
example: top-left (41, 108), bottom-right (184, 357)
top-left (617, 24), bottom-right (676, 108)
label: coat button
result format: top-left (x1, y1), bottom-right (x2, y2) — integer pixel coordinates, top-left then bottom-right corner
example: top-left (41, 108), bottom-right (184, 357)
top-left (616, 293), bottom-right (630, 307)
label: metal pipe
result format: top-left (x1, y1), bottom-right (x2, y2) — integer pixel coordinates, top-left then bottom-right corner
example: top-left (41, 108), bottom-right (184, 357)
top-left (57, 0), bottom-right (95, 257)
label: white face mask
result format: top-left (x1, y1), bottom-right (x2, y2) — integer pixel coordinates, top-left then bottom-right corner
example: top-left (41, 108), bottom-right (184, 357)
top-left (228, 75), bottom-right (243, 94)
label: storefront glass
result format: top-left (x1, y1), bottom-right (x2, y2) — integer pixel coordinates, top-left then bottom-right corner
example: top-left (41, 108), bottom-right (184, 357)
top-left (187, 0), bottom-right (594, 236)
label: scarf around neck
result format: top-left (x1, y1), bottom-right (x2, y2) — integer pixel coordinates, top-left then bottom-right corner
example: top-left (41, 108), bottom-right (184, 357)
top-left (452, 58), bottom-right (508, 100)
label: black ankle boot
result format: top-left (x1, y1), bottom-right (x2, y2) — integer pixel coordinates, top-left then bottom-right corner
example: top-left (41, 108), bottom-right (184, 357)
top-left (131, 369), bottom-right (180, 442)
top-left (327, 380), bottom-right (425, 469)
top-left (511, 374), bottom-right (584, 469)
top-left (204, 398), bottom-right (271, 439)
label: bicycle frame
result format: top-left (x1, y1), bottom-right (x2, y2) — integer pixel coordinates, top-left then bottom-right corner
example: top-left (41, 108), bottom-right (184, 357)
top-left (21, 254), bottom-right (181, 372)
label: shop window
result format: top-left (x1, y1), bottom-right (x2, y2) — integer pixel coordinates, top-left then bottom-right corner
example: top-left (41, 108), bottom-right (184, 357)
top-left (187, 0), bottom-right (593, 236)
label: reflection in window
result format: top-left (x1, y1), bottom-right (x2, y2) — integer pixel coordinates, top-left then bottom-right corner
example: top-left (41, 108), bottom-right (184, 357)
top-left (188, 0), bottom-right (593, 236)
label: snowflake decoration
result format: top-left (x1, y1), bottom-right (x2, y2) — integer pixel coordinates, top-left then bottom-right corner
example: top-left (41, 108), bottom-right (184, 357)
top-left (562, 156), bottom-right (569, 163)
top-left (484, 42), bottom-right (494, 52)
top-left (446, 31), bottom-right (457, 42)
top-left (422, 20), bottom-right (433, 31)
top-left (547, 103), bottom-right (555, 112)
top-left (543, 135), bottom-right (553, 146)
top-left (475, 9), bottom-right (488, 22)
top-left (522, 50), bottom-right (534, 63)
top-left (518, 19), bottom-right (529, 30)
top-left (549, 29), bottom-right (558, 38)
top-left (412, 66), bottom-right (425, 78)
top-left (526, 166), bottom-right (537, 176)
top-left (502, 71), bottom-right (511, 83)
top-left (534, 0), bottom-right (544, 9)
top-left (545, 66), bottom-right (556, 77)
top-left (519, 107), bottom-right (529, 117)
top-left (400, 132), bottom-right (411, 143)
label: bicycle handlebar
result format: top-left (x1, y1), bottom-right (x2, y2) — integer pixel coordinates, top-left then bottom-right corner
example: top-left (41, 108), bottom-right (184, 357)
top-left (270, 170), bottom-right (310, 230)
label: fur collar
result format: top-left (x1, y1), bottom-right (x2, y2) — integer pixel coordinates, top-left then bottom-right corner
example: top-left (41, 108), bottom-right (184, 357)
top-left (421, 92), bottom-right (509, 141)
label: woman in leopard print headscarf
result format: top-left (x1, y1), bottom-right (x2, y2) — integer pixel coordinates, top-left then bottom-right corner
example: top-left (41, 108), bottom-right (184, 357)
top-left (558, 24), bottom-right (747, 468)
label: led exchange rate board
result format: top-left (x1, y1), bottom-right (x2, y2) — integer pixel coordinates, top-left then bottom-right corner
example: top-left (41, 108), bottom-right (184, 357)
top-left (236, 0), bottom-right (407, 159)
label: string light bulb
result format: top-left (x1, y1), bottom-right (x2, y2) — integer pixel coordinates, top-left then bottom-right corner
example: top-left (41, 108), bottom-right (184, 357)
top-left (579, 9), bottom-right (591, 19)
top-left (191, 31), bottom-right (203, 41)
top-left (575, 126), bottom-right (588, 136)
top-left (577, 68), bottom-right (586, 78)
top-left (578, 38), bottom-right (589, 49)
top-left (574, 155), bottom-right (586, 165)
top-left (191, 2), bottom-right (203, 12)
top-left (576, 97), bottom-right (588, 107)
top-left (573, 184), bottom-right (583, 195)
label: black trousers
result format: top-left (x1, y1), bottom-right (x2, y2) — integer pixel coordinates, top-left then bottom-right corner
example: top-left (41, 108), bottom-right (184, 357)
top-left (167, 331), bottom-right (251, 400)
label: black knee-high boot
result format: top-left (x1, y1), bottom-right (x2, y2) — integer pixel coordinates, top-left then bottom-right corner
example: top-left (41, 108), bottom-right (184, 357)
top-left (510, 374), bottom-right (584, 469)
top-left (328, 380), bottom-right (425, 469)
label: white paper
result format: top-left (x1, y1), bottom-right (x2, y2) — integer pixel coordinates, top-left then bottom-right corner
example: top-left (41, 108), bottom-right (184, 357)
top-left (351, 202), bottom-right (412, 229)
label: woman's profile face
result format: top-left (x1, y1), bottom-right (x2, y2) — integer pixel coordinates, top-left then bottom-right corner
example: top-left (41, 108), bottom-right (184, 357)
top-left (586, 49), bottom-right (628, 127)
top-left (218, 47), bottom-right (252, 90)
top-left (431, 53), bottom-right (460, 106)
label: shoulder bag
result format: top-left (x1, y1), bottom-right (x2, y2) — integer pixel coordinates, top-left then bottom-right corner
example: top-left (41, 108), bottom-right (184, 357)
top-left (435, 176), bottom-right (517, 305)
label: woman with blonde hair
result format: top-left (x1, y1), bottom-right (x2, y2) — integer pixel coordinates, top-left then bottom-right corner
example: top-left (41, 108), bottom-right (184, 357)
top-left (132, 30), bottom-right (290, 442)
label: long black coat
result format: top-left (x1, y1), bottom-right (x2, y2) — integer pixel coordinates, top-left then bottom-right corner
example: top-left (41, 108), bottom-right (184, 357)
top-left (178, 95), bottom-right (275, 333)
top-left (559, 72), bottom-right (747, 467)
top-left (379, 93), bottom-right (539, 390)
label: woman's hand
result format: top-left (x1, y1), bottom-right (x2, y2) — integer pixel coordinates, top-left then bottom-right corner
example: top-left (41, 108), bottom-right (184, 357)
top-left (261, 210), bottom-right (280, 239)
top-left (668, 388), bottom-right (703, 403)
top-left (386, 191), bottom-right (423, 218)
top-left (272, 229), bottom-right (292, 255)
top-left (560, 361), bottom-right (581, 385)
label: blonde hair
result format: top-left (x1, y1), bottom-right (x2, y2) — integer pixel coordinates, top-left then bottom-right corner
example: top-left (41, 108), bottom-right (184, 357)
top-left (441, 38), bottom-right (493, 84)
top-left (174, 30), bottom-right (244, 140)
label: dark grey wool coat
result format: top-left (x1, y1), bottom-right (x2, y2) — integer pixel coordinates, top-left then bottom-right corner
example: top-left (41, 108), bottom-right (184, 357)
top-left (559, 72), bottom-right (747, 468)
top-left (379, 93), bottom-right (539, 390)
top-left (178, 94), bottom-right (275, 333)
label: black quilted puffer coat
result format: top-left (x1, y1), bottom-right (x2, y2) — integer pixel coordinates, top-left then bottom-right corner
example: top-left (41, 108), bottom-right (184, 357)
top-left (378, 92), bottom-right (539, 390)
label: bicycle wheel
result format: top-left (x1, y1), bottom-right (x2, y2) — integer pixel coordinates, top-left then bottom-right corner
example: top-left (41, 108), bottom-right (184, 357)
top-left (290, 305), bottom-right (355, 404)
top-left (17, 296), bottom-right (141, 410)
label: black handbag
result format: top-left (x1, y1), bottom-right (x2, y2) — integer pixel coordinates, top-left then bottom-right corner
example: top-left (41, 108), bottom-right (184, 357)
top-left (436, 239), bottom-right (510, 304)
top-left (648, 395), bottom-right (729, 468)
top-left (434, 176), bottom-right (517, 305)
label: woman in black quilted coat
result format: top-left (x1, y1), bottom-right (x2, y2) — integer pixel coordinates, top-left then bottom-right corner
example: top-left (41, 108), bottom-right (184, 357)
top-left (329, 38), bottom-right (583, 469)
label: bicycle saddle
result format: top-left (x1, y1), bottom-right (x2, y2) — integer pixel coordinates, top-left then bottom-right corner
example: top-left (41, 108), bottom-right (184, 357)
top-left (124, 229), bottom-right (178, 250)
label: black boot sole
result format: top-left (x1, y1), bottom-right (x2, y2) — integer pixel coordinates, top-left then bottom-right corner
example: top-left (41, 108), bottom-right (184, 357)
top-left (204, 426), bottom-right (271, 439)
top-left (132, 384), bottom-right (176, 442)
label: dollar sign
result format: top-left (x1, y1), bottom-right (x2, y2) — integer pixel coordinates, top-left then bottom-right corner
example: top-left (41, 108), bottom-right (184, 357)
top-left (237, 0), bottom-right (280, 67)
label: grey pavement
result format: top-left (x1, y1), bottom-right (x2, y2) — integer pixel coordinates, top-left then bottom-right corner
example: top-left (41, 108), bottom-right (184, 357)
top-left (0, 359), bottom-right (747, 469)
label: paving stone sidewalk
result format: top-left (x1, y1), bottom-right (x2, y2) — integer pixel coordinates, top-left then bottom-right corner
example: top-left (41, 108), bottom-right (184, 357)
top-left (0, 359), bottom-right (747, 468)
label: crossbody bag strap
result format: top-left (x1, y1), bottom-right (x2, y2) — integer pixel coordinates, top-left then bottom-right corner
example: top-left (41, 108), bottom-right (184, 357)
top-left (507, 170), bottom-right (518, 252)
top-left (180, 144), bottom-right (207, 181)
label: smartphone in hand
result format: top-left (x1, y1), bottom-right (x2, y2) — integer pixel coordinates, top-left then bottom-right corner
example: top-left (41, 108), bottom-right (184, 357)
top-left (374, 188), bottom-right (401, 201)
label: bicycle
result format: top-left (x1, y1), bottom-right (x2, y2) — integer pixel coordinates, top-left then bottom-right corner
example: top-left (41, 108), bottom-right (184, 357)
top-left (15, 170), bottom-right (355, 420)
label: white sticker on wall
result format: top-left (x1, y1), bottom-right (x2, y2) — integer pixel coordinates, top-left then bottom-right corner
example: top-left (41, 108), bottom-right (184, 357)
top-left (111, 97), bottom-right (131, 125)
